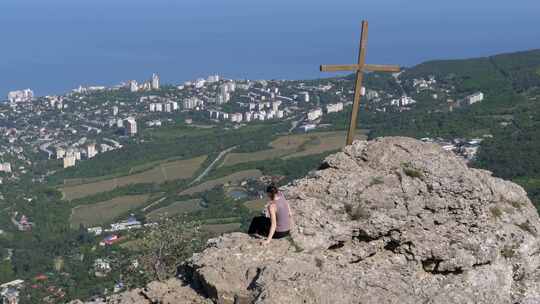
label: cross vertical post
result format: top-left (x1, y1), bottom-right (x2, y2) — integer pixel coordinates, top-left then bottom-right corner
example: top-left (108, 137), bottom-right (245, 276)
top-left (348, 21), bottom-right (368, 146)
top-left (320, 20), bottom-right (400, 146)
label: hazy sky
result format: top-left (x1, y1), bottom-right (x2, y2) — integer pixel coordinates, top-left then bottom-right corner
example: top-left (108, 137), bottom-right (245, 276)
top-left (1, 0), bottom-right (539, 96)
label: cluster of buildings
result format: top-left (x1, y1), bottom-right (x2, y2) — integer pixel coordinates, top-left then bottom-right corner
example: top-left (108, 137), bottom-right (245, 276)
top-left (53, 143), bottom-right (99, 168)
top-left (94, 258), bottom-right (112, 277)
top-left (183, 97), bottom-right (204, 110)
top-left (208, 99), bottom-right (286, 123)
top-left (88, 216), bottom-right (146, 238)
top-left (421, 136), bottom-right (490, 162)
top-left (365, 89), bottom-right (380, 101)
top-left (326, 102), bottom-right (344, 114)
top-left (214, 82), bottom-right (236, 104)
top-left (182, 74), bottom-right (221, 89)
top-left (408, 75), bottom-right (485, 111)
top-left (148, 101), bottom-right (179, 112)
top-left (390, 96), bottom-right (417, 107)
top-left (72, 86), bottom-right (107, 94)
top-left (115, 117), bottom-right (138, 137)
top-left (0, 69), bottom-right (447, 185)
top-left (447, 91), bottom-right (485, 111)
top-left (412, 76), bottom-right (437, 91)
top-left (127, 73), bottom-right (160, 92)
top-left (0, 83), bottom-right (139, 177)
top-left (7, 89), bottom-right (34, 103)
top-left (306, 102), bottom-right (344, 121)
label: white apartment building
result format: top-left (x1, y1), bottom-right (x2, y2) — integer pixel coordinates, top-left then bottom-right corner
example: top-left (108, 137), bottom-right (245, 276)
top-left (183, 97), bottom-right (202, 110)
top-left (300, 91), bottom-right (310, 102)
top-left (326, 102), bottom-right (344, 114)
top-left (307, 108), bottom-right (322, 121)
top-left (151, 73), bottom-right (160, 90)
top-left (230, 113), bottom-right (243, 123)
top-left (0, 162), bottom-right (12, 173)
top-left (465, 92), bottom-right (484, 105)
top-left (55, 147), bottom-right (66, 159)
top-left (272, 100), bottom-right (281, 112)
top-left (7, 89), bottom-right (34, 103)
top-left (63, 154), bottom-right (76, 168)
top-left (87, 144), bottom-right (97, 159)
top-left (391, 96), bottom-right (417, 107)
top-left (126, 118), bottom-right (137, 136)
top-left (194, 78), bottom-right (206, 89)
top-left (164, 103), bottom-right (172, 112)
top-left (129, 80), bottom-right (138, 92)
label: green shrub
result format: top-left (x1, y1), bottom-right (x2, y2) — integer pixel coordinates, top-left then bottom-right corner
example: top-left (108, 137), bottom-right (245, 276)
top-left (369, 177), bottom-right (384, 186)
top-left (490, 206), bottom-right (503, 218)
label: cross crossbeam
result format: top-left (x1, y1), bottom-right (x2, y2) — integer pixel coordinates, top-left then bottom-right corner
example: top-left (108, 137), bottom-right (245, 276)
top-left (320, 20), bottom-right (400, 145)
top-left (320, 64), bottom-right (400, 73)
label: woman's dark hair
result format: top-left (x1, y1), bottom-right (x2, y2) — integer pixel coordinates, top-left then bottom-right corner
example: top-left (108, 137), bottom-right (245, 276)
top-left (266, 183), bottom-right (279, 200)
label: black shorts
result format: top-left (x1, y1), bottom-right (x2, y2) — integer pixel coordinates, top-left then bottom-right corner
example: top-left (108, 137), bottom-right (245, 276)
top-left (248, 216), bottom-right (290, 239)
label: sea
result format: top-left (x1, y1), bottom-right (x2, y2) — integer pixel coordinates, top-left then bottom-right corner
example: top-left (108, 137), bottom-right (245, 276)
top-left (1, 0), bottom-right (539, 97)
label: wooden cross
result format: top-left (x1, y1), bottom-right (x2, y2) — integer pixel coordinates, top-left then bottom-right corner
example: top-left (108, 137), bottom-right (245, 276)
top-left (320, 20), bottom-right (400, 145)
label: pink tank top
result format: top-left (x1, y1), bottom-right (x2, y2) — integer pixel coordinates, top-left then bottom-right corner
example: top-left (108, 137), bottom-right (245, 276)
top-left (272, 193), bottom-right (290, 232)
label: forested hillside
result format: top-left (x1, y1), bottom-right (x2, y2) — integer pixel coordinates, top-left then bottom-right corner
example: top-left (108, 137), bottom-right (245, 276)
top-left (369, 49), bottom-right (540, 208)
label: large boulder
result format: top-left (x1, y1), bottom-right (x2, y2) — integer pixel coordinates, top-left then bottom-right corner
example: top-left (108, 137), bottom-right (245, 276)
top-left (82, 137), bottom-right (540, 304)
top-left (187, 137), bottom-right (540, 304)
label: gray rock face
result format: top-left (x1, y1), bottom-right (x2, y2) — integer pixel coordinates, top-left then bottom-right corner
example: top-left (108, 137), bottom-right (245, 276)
top-left (81, 137), bottom-right (540, 304)
top-left (76, 278), bottom-right (212, 304)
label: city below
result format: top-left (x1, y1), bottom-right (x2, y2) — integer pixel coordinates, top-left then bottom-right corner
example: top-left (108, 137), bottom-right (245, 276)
top-left (0, 64), bottom-right (497, 304)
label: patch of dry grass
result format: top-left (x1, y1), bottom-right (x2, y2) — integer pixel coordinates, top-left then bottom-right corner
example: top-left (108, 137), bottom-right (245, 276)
top-left (221, 131), bottom-right (366, 167)
top-left (179, 170), bottom-right (262, 196)
top-left (60, 156), bottom-right (207, 200)
top-left (70, 194), bottom-right (151, 228)
top-left (244, 199), bottom-right (267, 212)
top-left (146, 199), bottom-right (204, 220)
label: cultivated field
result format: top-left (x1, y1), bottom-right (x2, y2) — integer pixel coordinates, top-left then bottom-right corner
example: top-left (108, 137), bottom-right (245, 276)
top-left (146, 199), bottom-right (204, 220)
top-left (70, 194), bottom-right (151, 228)
top-left (220, 131), bottom-right (366, 167)
top-left (283, 131), bottom-right (366, 159)
top-left (179, 169), bottom-right (262, 196)
top-left (244, 199), bottom-right (267, 212)
top-left (60, 156), bottom-right (207, 201)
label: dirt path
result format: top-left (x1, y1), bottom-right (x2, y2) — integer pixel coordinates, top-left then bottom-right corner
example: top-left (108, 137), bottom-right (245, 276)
top-left (189, 146), bottom-right (237, 186)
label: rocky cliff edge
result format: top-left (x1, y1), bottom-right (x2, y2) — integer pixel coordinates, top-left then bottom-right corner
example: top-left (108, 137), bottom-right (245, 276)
top-left (78, 137), bottom-right (540, 304)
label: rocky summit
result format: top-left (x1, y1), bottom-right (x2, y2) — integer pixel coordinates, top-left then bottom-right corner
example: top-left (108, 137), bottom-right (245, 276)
top-left (79, 137), bottom-right (540, 304)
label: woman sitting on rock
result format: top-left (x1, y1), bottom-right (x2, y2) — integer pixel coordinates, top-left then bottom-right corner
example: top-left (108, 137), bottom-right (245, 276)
top-left (248, 183), bottom-right (291, 245)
